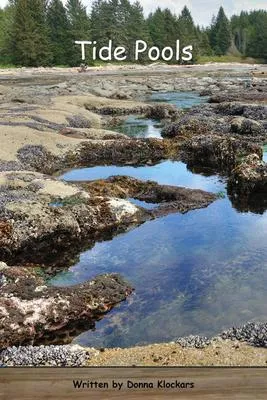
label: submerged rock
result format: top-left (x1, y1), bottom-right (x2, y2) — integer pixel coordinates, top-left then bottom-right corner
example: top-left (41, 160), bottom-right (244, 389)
top-left (0, 265), bottom-right (133, 348)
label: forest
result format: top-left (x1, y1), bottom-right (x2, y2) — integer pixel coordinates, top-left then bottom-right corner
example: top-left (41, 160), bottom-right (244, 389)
top-left (0, 0), bottom-right (266, 67)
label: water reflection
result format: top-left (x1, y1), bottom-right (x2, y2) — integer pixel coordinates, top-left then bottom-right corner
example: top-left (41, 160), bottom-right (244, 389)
top-left (50, 199), bottom-right (267, 348)
top-left (149, 91), bottom-right (208, 108)
top-left (113, 116), bottom-right (162, 139)
top-left (61, 160), bottom-right (225, 194)
top-left (50, 92), bottom-right (267, 348)
top-left (113, 92), bottom-right (208, 139)
top-left (53, 159), bottom-right (267, 348)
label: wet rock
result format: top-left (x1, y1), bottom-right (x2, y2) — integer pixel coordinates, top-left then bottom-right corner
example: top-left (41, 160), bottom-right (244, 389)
top-left (0, 344), bottom-right (98, 367)
top-left (209, 89), bottom-right (267, 104)
top-left (162, 101), bottom-right (267, 143)
top-left (66, 114), bottom-right (92, 129)
top-left (0, 171), bottom-right (148, 265)
top-left (110, 91), bottom-right (132, 100)
top-left (162, 115), bottom-right (210, 138)
top-left (0, 265), bottom-right (133, 348)
top-left (199, 88), bottom-right (213, 96)
top-left (17, 145), bottom-right (61, 174)
top-left (220, 322), bottom-right (267, 348)
top-left (77, 138), bottom-right (170, 168)
top-left (145, 103), bottom-right (178, 120)
top-left (214, 102), bottom-right (267, 121)
top-left (243, 105), bottom-right (267, 121)
top-left (176, 335), bottom-right (212, 349)
top-left (228, 154), bottom-right (267, 198)
top-left (180, 135), bottom-right (262, 174)
top-left (231, 117), bottom-right (264, 136)
top-left (81, 175), bottom-right (218, 216)
top-left (15, 138), bottom-right (177, 175)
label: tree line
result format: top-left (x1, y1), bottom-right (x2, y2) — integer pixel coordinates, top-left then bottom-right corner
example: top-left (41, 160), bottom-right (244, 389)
top-left (0, 0), bottom-right (266, 67)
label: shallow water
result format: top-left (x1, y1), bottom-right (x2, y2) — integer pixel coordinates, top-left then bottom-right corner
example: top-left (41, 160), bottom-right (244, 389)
top-left (61, 160), bottom-right (225, 194)
top-left (51, 194), bottom-right (267, 348)
top-left (149, 91), bottom-right (208, 108)
top-left (113, 92), bottom-right (206, 138)
top-left (113, 116), bottom-right (162, 139)
top-left (50, 92), bottom-right (267, 348)
top-left (53, 161), bottom-right (267, 348)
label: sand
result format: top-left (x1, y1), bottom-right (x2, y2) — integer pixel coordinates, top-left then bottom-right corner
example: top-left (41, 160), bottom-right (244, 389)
top-left (87, 340), bottom-right (267, 367)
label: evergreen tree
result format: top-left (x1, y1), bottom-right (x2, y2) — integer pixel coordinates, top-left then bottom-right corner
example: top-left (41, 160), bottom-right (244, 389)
top-left (0, 2), bottom-right (16, 64)
top-left (210, 6), bottom-right (232, 55)
top-left (231, 11), bottom-right (249, 54)
top-left (91, 0), bottom-right (121, 47)
top-left (179, 5), bottom-right (194, 34)
top-left (11, 0), bottom-right (52, 66)
top-left (246, 10), bottom-right (267, 60)
top-left (196, 28), bottom-right (213, 56)
top-left (147, 8), bottom-right (167, 48)
top-left (162, 9), bottom-right (179, 46)
top-left (47, 0), bottom-right (71, 65)
top-left (0, 1), bottom-right (265, 66)
top-left (91, 0), bottom-right (149, 62)
top-left (178, 6), bottom-right (198, 62)
top-left (124, 1), bottom-right (151, 61)
top-left (66, 0), bottom-right (90, 65)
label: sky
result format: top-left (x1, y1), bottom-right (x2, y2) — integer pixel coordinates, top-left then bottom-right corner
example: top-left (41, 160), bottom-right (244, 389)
top-left (0, 0), bottom-right (266, 26)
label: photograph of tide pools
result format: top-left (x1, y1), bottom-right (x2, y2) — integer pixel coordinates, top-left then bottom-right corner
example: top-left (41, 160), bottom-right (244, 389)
top-left (0, 0), bottom-right (267, 367)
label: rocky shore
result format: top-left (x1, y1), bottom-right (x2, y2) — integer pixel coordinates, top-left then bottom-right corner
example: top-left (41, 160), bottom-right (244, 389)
top-left (0, 63), bottom-right (267, 366)
top-left (2, 321), bottom-right (267, 367)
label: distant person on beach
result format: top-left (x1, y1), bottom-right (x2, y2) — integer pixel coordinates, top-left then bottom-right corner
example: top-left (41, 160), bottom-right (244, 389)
top-left (78, 63), bottom-right (88, 73)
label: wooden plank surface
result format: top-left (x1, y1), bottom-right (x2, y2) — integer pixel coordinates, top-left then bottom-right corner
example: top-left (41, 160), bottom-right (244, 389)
top-left (1, 368), bottom-right (267, 400)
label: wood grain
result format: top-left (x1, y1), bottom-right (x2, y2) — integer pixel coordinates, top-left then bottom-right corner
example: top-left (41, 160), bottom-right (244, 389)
top-left (1, 368), bottom-right (267, 400)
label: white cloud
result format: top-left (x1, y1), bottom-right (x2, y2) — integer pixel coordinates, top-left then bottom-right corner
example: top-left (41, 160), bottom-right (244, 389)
top-left (0, 0), bottom-right (266, 26)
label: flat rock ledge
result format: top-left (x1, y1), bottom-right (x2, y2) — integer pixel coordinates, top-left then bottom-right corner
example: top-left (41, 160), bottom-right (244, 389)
top-left (0, 171), bottom-right (217, 266)
top-left (15, 138), bottom-right (173, 175)
top-left (81, 175), bottom-right (218, 217)
top-left (0, 170), bottom-right (149, 265)
top-left (0, 263), bottom-right (133, 349)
